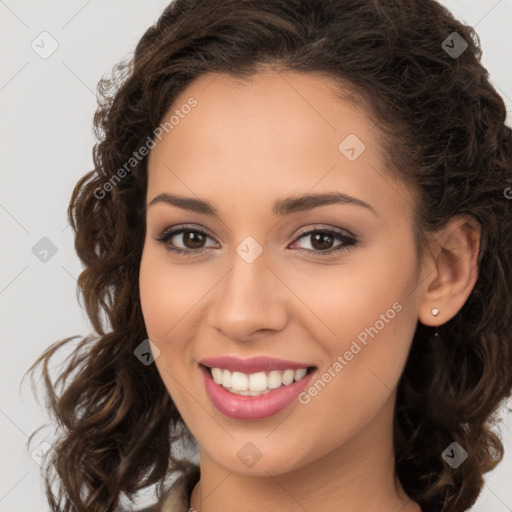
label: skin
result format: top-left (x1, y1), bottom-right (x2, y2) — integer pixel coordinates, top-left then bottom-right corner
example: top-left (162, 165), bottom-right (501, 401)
top-left (139, 68), bottom-right (481, 512)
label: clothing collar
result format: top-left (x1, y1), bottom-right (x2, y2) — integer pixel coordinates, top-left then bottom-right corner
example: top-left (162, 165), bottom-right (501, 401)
top-left (160, 468), bottom-right (200, 512)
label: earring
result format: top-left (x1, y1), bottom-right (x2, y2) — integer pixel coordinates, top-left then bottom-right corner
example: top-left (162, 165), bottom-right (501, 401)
top-left (431, 308), bottom-right (439, 337)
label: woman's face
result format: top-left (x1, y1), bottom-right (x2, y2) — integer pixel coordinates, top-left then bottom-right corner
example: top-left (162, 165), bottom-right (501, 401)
top-left (139, 69), bottom-right (428, 476)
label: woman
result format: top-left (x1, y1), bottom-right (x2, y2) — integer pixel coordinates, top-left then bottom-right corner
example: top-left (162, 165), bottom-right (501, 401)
top-left (25, 0), bottom-right (512, 511)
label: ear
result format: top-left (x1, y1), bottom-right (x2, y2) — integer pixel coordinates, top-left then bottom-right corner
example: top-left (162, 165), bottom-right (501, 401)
top-left (418, 214), bottom-right (481, 328)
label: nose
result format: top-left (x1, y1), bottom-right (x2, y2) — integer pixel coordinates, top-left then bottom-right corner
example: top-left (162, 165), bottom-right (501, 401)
top-left (208, 247), bottom-right (288, 342)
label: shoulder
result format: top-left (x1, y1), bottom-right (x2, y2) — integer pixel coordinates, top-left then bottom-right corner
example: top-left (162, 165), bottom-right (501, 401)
top-left (132, 506), bottom-right (159, 512)
top-left (129, 468), bottom-right (200, 512)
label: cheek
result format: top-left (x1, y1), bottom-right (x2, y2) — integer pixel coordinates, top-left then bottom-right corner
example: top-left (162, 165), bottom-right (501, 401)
top-left (139, 249), bottom-right (195, 407)
top-left (139, 247), bottom-right (204, 339)
top-left (287, 249), bottom-right (411, 341)
top-left (289, 240), bottom-right (418, 388)
top-left (139, 253), bottom-right (170, 338)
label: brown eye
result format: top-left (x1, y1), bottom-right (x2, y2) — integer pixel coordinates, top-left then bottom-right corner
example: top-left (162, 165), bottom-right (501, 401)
top-left (291, 227), bottom-right (358, 256)
top-left (155, 224), bottom-right (358, 258)
top-left (309, 232), bottom-right (336, 251)
top-left (180, 230), bottom-right (207, 249)
top-left (156, 226), bottom-right (217, 255)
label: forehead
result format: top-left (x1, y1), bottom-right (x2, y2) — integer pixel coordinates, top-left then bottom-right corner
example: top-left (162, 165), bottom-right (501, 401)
top-left (149, 69), bottom-right (371, 157)
top-left (146, 70), bottom-right (414, 223)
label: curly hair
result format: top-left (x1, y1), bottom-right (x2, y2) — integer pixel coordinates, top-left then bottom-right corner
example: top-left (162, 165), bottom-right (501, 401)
top-left (24, 0), bottom-right (512, 511)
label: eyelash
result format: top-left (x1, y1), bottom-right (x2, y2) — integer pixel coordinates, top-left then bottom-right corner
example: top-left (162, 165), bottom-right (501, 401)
top-left (155, 224), bottom-right (358, 258)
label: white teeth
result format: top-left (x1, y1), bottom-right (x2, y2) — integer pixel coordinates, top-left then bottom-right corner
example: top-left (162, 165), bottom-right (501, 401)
top-left (234, 389), bottom-right (272, 396)
top-left (208, 366), bottom-right (311, 394)
top-left (267, 370), bottom-right (282, 389)
top-left (221, 369), bottom-right (231, 388)
top-left (231, 371), bottom-right (249, 391)
top-left (211, 367), bottom-right (223, 384)
top-left (248, 372), bottom-right (267, 391)
top-left (282, 369), bottom-right (295, 385)
top-left (294, 368), bottom-right (307, 381)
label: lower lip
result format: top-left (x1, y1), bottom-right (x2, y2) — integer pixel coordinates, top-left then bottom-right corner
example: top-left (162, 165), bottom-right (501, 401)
top-left (199, 365), bottom-right (316, 420)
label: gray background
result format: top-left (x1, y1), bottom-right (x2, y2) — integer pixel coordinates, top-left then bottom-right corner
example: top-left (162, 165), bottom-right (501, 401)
top-left (1, 1), bottom-right (511, 510)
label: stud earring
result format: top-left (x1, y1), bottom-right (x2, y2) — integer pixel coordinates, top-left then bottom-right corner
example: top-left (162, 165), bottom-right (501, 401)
top-left (431, 308), bottom-right (439, 337)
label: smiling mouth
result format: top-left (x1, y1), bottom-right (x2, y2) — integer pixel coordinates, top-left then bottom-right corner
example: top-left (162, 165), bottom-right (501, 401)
top-left (200, 364), bottom-right (316, 396)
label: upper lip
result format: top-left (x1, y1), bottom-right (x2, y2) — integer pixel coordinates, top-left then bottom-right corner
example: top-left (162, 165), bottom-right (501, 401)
top-left (200, 355), bottom-right (316, 373)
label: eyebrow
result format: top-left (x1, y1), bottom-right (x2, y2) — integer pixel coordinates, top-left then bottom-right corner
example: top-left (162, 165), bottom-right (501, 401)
top-left (148, 191), bottom-right (377, 216)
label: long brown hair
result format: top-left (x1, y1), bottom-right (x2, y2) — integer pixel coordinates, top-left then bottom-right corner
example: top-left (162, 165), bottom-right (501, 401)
top-left (24, 0), bottom-right (512, 510)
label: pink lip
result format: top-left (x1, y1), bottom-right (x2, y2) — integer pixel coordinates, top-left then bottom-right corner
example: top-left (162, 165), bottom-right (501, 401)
top-left (200, 355), bottom-right (315, 373)
top-left (199, 364), bottom-right (317, 420)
